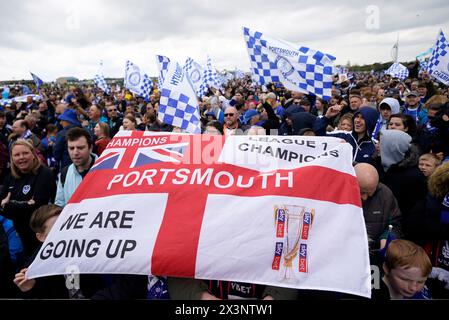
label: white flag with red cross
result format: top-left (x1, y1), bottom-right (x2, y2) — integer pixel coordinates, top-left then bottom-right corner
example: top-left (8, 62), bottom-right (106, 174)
top-left (27, 131), bottom-right (371, 298)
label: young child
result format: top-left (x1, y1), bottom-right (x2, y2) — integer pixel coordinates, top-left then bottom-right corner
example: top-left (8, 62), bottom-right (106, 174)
top-left (13, 204), bottom-right (63, 296)
top-left (373, 239), bottom-right (432, 299)
top-left (13, 204), bottom-right (146, 299)
top-left (418, 153), bottom-right (441, 177)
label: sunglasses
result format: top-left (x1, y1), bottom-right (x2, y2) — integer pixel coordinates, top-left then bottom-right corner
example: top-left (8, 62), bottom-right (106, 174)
top-left (108, 109), bottom-right (117, 112)
top-left (224, 113), bottom-right (235, 117)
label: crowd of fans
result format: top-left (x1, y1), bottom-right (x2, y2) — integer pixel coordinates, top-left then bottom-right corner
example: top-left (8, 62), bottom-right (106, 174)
top-left (0, 63), bottom-right (448, 300)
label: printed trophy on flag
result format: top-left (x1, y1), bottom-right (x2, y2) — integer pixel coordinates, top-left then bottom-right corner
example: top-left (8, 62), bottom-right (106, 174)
top-left (273, 204), bottom-right (314, 281)
top-left (283, 205), bottom-right (305, 280)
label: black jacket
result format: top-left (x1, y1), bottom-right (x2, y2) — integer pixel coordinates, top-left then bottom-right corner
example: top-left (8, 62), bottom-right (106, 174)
top-left (380, 146), bottom-right (427, 221)
top-left (0, 166), bottom-right (55, 256)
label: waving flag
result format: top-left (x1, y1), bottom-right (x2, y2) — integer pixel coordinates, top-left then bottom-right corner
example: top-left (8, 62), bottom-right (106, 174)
top-left (416, 48), bottom-right (433, 72)
top-left (158, 61), bottom-right (201, 134)
top-left (417, 47), bottom-right (434, 61)
top-left (30, 72), bottom-right (44, 90)
top-left (94, 74), bottom-right (110, 94)
top-left (205, 55), bottom-right (221, 88)
top-left (26, 132), bottom-right (372, 298)
top-left (124, 60), bottom-right (152, 100)
top-left (386, 62), bottom-right (409, 80)
top-left (427, 29), bottom-right (449, 85)
top-left (156, 55), bottom-right (171, 88)
top-left (243, 27), bottom-right (335, 100)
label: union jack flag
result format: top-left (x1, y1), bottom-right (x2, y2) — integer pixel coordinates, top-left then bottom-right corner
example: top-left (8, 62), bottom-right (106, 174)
top-left (90, 148), bottom-right (126, 171)
top-left (90, 143), bottom-right (188, 171)
top-left (130, 143), bottom-right (188, 167)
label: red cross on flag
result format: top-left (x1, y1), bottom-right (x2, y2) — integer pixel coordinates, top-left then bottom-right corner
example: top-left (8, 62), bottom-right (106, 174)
top-left (27, 131), bottom-right (371, 298)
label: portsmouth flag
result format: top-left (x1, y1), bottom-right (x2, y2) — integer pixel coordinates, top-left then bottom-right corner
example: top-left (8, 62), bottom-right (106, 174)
top-left (30, 72), bottom-right (43, 90)
top-left (26, 132), bottom-right (372, 298)
top-left (386, 62), bottom-right (409, 80)
top-left (158, 61), bottom-right (201, 134)
top-left (205, 55), bottom-right (221, 89)
top-left (183, 57), bottom-right (206, 97)
top-left (427, 30), bottom-right (449, 85)
top-left (94, 74), bottom-right (110, 94)
top-left (156, 55), bottom-right (171, 88)
top-left (124, 60), bottom-right (152, 100)
top-left (243, 27), bottom-right (335, 100)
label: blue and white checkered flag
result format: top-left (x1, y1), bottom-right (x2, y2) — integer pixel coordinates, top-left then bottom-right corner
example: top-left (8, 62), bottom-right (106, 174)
top-left (124, 60), bottom-right (152, 99)
top-left (140, 74), bottom-right (153, 100)
top-left (30, 72), bottom-right (43, 90)
top-left (156, 55), bottom-right (170, 88)
top-left (419, 60), bottom-right (429, 73)
top-left (243, 27), bottom-right (335, 100)
top-left (336, 66), bottom-right (348, 75)
top-left (158, 62), bottom-right (201, 134)
top-left (205, 55), bottom-right (221, 88)
top-left (427, 30), bottom-right (449, 85)
top-left (386, 62), bottom-right (409, 80)
top-left (94, 74), bottom-right (110, 94)
top-left (183, 57), bottom-right (206, 97)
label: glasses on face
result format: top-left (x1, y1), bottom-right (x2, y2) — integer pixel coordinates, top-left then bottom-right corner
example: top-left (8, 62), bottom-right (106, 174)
top-left (224, 113), bottom-right (235, 117)
top-left (108, 109), bottom-right (117, 112)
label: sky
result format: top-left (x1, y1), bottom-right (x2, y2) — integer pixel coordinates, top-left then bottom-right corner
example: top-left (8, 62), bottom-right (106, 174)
top-left (1, 0), bottom-right (448, 81)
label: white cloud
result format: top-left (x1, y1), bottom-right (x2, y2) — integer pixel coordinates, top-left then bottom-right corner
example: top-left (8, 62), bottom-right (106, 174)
top-left (1, 0), bottom-right (448, 80)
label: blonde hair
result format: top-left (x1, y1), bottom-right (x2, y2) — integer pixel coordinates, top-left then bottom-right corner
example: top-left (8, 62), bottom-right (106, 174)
top-left (423, 95), bottom-right (448, 110)
top-left (96, 121), bottom-right (110, 138)
top-left (428, 161), bottom-right (449, 200)
top-left (419, 153), bottom-right (441, 166)
top-left (10, 139), bottom-right (41, 178)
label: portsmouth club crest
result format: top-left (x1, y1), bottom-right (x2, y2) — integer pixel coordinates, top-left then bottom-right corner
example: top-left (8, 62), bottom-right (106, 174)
top-left (189, 69), bottom-right (202, 84)
top-left (272, 204), bottom-right (315, 281)
top-left (127, 63), bottom-right (141, 87)
top-left (128, 71), bottom-right (141, 87)
top-left (22, 184), bottom-right (31, 195)
top-left (276, 56), bottom-right (295, 78)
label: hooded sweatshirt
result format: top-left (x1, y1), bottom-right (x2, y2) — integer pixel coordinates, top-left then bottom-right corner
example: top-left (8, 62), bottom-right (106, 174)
top-left (373, 98), bottom-right (401, 139)
top-left (380, 130), bottom-right (412, 172)
top-left (313, 106), bottom-right (380, 163)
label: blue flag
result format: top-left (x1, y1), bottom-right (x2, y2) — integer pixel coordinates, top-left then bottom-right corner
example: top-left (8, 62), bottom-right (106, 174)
top-left (30, 72), bottom-right (44, 89)
top-left (427, 29), bottom-right (449, 85)
top-left (156, 55), bottom-right (170, 88)
top-left (93, 74), bottom-right (110, 94)
top-left (243, 27), bottom-right (335, 100)
top-left (124, 60), bottom-right (152, 100)
top-left (22, 85), bottom-right (31, 95)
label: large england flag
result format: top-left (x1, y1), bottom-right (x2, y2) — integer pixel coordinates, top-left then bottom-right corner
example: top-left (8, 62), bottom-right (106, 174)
top-left (27, 131), bottom-right (371, 298)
